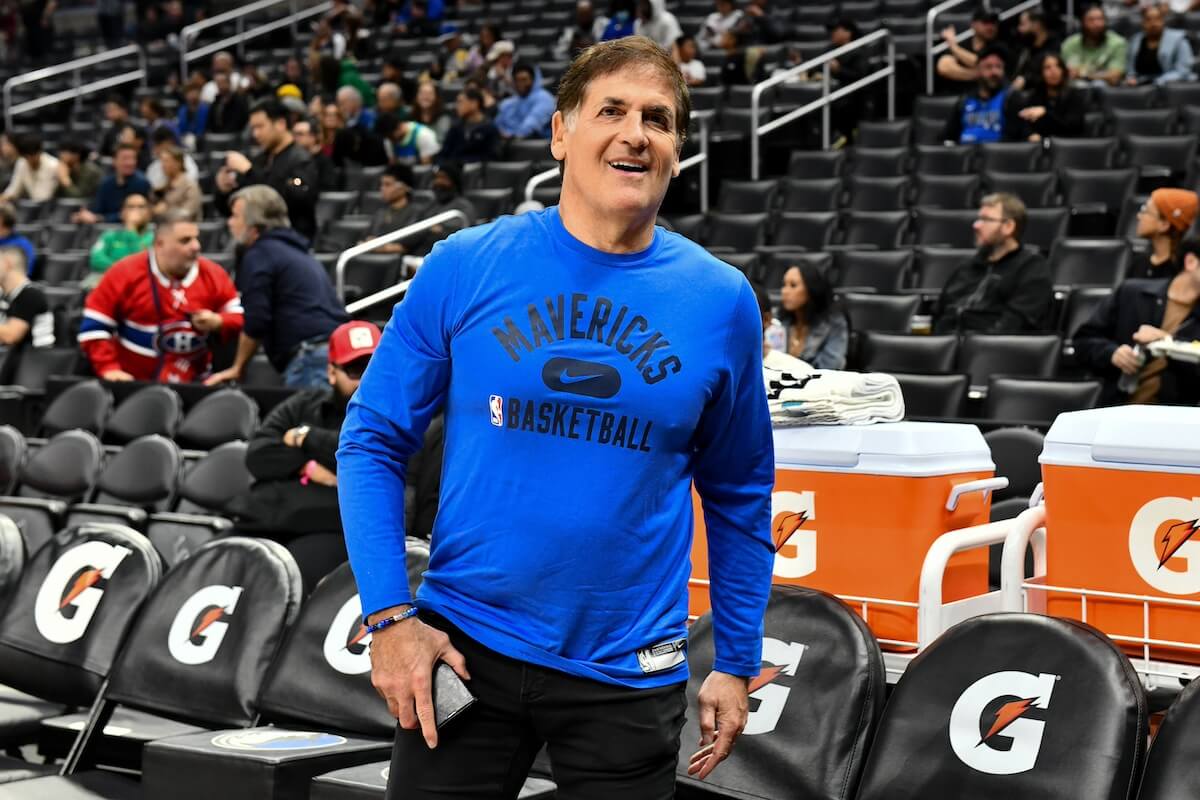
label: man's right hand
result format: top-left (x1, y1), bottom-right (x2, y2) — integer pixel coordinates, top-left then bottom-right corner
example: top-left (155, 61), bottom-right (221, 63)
top-left (1112, 344), bottom-right (1141, 375)
top-left (204, 367), bottom-right (242, 386)
top-left (101, 369), bottom-right (135, 382)
top-left (368, 608), bottom-right (470, 749)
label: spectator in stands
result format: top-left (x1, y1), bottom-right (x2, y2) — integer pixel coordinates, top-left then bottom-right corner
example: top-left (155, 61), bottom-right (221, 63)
top-left (719, 28), bottom-right (765, 85)
top-left (72, 144), bottom-right (152, 224)
top-left (486, 40), bottom-right (517, 100)
top-left (275, 55), bottom-right (310, 101)
top-left (207, 72), bottom-right (251, 134)
top-left (935, 8), bottom-right (1000, 88)
top-left (147, 127), bottom-right (199, 192)
top-left (1076, 236), bottom-right (1200, 405)
top-left (600, 0), bottom-right (637, 41)
top-left (19, 0), bottom-right (54, 64)
top-left (1063, 4), bottom-right (1127, 86)
top-left (1, 133), bottom-right (58, 203)
top-left (375, 83), bottom-right (406, 131)
top-left (942, 45), bottom-right (1018, 144)
top-left (828, 17), bottom-right (866, 145)
top-left (1125, 4), bottom-right (1195, 85)
top-left (151, 144), bottom-right (203, 222)
top-left (1008, 52), bottom-right (1086, 141)
top-left (0, 247), bottom-right (53, 380)
top-left (364, 163), bottom-right (429, 254)
top-left (554, 1), bottom-right (603, 60)
top-left (420, 161), bottom-right (477, 248)
top-left (675, 34), bottom-right (707, 86)
top-left (0, 135), bottom-right (16, 191)
top-left (436, 28), bottom-right (471, 83)
top-left (412, 79), bottom-right (453, 139)
top-left (207, 184), bottom-right (348, 389)
top-left (496, 63), bottom-right (556, 139)
top-left (466, 22), bottom-right (502, 73)
top-left (777, 261), bottom-right (849, 370)
top-left (215, 99), bottom-right (320, 243)
top-left (99, 96), bottom-right (131, 158)
top-left (1129, 188), bottom-right (1198, 280)
top-left (176, 84), bottom-right (210, 148)
top-left (293, 116), bottom-right (343, 192)
top-left (736, 0), bottom-right (783, 45)
top-left (933, 192), bottom-right (1052, 334)
top-left (337, 85), bottom-right (376, 134)
top-left (379, 113), bottom-right (440, 165)
top-left (139, 98), bottom-right (176, 140)
top-left (55, 140), bottom-right (103, 201)
top-left (201, 51), bottom-right (247, 104)
top-left (1011, 10), bottom-right (1060, 90)
top-left (117, 123), bottom-right (151, 170)
top-left (234, 321), bottom-right (384, 591)
top-left (699, 0), bottom-right (742, 51)
top-left (79, 209), bottom-right (244, 383)
top-left (88, 192), bottom-right (153, 286)
top-left (320, 103), bottom-right (344, 156)
top-left (635, 0), bottom-right (681, 50)
top-left (441, 88), bottom-right (501, 163)
top-left (395, 0), bottom-right (439, 38)
top-left (0, 203), bottom-right (34, 273)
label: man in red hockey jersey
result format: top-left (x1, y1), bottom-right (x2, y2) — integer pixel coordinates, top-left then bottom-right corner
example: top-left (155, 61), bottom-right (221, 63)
top-left (78, 209), bottom-right (244, 383)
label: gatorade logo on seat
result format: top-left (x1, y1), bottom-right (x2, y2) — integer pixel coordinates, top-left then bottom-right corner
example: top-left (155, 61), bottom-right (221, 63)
top-left (948, 671), bottom-right (1058, 775)
top-left (1129, 497), bottom-right (1200, 595)
top-left (167, 585), bottom-right (243, 665)
top-left (743, 637), bottom-right (807, 736)
top-left (772, 491), bottom-right (816, 579)
top-left (323, 594), bottom-right (372, 675)
top-left (34, 541), bottom-right (132, 644)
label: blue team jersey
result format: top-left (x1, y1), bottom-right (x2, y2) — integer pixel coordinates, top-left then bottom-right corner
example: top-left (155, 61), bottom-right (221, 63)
top-left (337, 206), bottom-right (775, 688)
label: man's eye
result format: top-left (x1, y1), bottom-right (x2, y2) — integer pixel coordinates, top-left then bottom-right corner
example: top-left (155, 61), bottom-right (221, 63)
top-left (600, 107), bottom-right (620, 116)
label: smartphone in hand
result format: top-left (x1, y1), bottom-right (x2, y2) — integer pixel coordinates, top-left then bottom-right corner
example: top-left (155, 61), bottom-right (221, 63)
top-left (432, 661), bottom-right (475, 729)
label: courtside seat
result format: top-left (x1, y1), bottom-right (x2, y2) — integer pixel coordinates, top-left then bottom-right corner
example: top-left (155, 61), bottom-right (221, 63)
top-left (0, 427), bottom-right (25, 497)
top-left (0, 524), bottom-right (159, 761)
top-left (102, 386), bottom-right (182, 446)
top-left (172, 441), bottom-right (252, 517)
top-left (310, 763), bottom-right (557, 800)
top-left (33, 537), bottom-right (303, 782)
top-left (0, 517), bottom-right (21, 613)
top-left (0, 430), bottom-right (103, 555)
top-left (1137, 677), bottom-right (1200, 800)
top-left (676, 586), bottom-right (885, 799)
top-left (142, 545), bottom-right (430, 800)
top-left (855, 614), bottom-right (1146, 800)
top-left (38, 381), bottom-right (111, 438)
top-left (174, 389), bottom-right (258, 452)
top-left (66, 435), bottom-right (182, 530)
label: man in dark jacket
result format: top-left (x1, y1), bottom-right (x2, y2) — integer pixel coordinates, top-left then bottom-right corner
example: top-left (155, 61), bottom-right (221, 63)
top-left (206, 184), bottom-right (348, 390)
top-left (933, 192), bottom-right (1053, 334)
top-left (440, 88), bottom-right (501, 163)
top-left (215, 99), bottom-right (320, 242)
top-left (1075, 237), bottom-right (1200, 406)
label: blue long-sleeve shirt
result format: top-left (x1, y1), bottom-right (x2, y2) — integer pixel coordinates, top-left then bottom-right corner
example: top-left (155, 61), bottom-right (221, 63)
top-left (177, 102), bottom-right (210, 139)
top-left (338, 207), bottom-right (775, 688)
top-left (495, 87), bottom-right (556, 139)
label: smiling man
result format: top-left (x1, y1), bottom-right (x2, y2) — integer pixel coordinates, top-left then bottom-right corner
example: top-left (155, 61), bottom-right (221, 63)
top-left (337, 35), bottom-right (774, 799)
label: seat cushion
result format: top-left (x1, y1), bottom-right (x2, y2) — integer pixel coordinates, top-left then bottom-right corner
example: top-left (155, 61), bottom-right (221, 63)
top-left (0, 770), bottom-right (139, 798)
top-left (0, 687), bottom-right (65, 746)
top-left (39, 708), bottom-right (204, 767)
top-left (0, 754), bottom-right (56, 784)
top-left (310, 761), bottom-right (556, 800)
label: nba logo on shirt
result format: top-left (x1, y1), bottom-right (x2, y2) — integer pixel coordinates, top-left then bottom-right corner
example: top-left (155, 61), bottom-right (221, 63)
top-left (489, 395), bottom-right (504, 427)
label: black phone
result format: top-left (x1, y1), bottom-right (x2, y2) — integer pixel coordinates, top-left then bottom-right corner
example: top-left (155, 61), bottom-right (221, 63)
top-left (432, 661), bottom-right (475, 729)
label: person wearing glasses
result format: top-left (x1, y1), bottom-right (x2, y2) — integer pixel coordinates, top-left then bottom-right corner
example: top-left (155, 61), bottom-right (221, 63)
top-left (933, 192), bottom-right (1053, 334)
top-left (1128, 188), bottom-right (1198, 281)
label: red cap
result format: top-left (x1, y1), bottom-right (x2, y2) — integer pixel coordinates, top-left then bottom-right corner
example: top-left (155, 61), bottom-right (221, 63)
top-left (328, 321), bottom-right (382, 366)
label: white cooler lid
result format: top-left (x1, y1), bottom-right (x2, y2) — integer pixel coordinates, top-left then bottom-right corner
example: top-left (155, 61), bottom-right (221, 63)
top-left (773, 421), bottom-right (994, 476)
top-left (1042, 405), bottom-right (1200, 472)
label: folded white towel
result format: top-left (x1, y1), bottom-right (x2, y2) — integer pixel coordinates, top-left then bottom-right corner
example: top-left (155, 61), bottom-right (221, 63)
top-left (764, 367), bottom-right (904, 426)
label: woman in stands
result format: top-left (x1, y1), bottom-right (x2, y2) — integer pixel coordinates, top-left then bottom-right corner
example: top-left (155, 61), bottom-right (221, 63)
top-left (1007, 52), bottom-right (1085, 142)
top-left (778, 261), bottom-right (849, 370)
top-left (1129, 188), bottom-right (1198, 280)
top-left (152, 143), bottom-right (202, 222)
top-left (411, 80), bottom-right (453, 140)
top-left (465, 23), bottom-right (501, 74)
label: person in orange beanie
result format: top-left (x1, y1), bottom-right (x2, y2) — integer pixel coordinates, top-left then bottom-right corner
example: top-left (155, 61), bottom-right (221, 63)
top-left (1130, 187), bottom-right (1199, 279)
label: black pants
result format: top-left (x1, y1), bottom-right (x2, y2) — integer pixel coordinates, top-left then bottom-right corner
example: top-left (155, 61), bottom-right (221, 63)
top-left (386, 613), bottom-right (687, 800)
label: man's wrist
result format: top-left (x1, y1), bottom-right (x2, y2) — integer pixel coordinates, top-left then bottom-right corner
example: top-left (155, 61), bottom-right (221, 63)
top-left (366, 603), bottom-right (415, 626)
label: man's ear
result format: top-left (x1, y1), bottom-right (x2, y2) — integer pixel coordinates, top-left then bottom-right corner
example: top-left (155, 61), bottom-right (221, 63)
top-left (550, 110), bottom-right (568, 162)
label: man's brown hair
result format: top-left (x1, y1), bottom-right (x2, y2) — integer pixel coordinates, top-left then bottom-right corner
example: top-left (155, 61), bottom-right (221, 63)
top-left (555, 35), bottom-right (691, 149)
top-left (981, 192), bottom-right (1027, 241)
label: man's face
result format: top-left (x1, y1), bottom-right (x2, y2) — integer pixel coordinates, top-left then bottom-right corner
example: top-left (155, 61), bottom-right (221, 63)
top-left (456, 93), bottom-right (478, 119)
top-left (156, 222), bottom-right (201, 276)
top-left (550, 66), bottom-right (681, 220)
top-left (1082, 8), bottom-right (1106, 39)
top-left (215, 73), bottom-right (232, 95)
top-left (121, 195), bottom-right (149, 228)
top-left (514, 70), bottom-right (533, 97)
top-left (974, 202), bottom-right (1011, 249)
top-left (1143, 7), bottom-right (1164, 38)
top-left (114, 149), bottom-right (137, 177)
top-left (227, 198), bottom-right (250, 245)
top-left (977, 55), bottom-right (1005, 91)
top-left (679, 38), bottom-right (696, 60)
top-left (337, 93), bottom-right (361, 121)
top-left (248, 111), bottom-right (279, 149)
top-left (972, 18), bottom-right (998, 42)
top-left (327, 358), bottom-right (367, 398)
top-left (293, 121), bottom-right (317, 151)
top-left (378, 91), bottom-right (400, 114)
top-left (433, 172), bottom-right (456, 195)
top-left (184, 88), bottom-right (200, 107)
top-left (104, 102), bottom-right (126, 123)
top-left (830, 25), bottom-right (852, 46)
top-left (322, 105), bottom-right (343, 131)
top-left (59, 150), bottom-right (79, 169)
top-left (380, 175), bottom-right (408, 204)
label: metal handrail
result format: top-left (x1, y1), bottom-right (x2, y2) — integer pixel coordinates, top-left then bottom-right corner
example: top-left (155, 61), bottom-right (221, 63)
top-left (346, 278), bottom-right (413, 315)
top-left (750, 29), bottom-right (895, 180)
top-left (925, 0), bottom-right (1043, 94)
top-left (180, 0), bottom-right (333, 81)
top-left (335, 209), bottom-right (469, 300)
top-left (3, 44), bottom-right (146, 129)
top-left (521, 109), bottom-right (714, 212)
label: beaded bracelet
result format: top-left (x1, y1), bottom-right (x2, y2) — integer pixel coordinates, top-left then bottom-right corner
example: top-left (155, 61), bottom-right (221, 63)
top-left (365, 605), bottom-right (419, 634)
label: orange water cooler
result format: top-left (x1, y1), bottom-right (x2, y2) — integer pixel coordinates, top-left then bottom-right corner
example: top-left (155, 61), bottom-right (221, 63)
top-left (690, 421), bottom-right (998, 648)
top-left (1038, 405), bottom-right (1200, 662)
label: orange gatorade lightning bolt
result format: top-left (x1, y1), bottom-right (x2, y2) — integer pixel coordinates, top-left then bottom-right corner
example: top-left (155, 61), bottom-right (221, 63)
top-left (1158, 519), bottom-right (1200, 569)
top-left (345, 624), bottom-right (369, 650)
top-left (60, 569), bottom-right (102, 609)
top-left (747, 665), bottom-right (785, 694)
top-left (191, 606), bottom-right (227, 639)
top-left (979, 697), bottom-right (1038, 746)
top-left (771, 511), bottom-right (808, 553)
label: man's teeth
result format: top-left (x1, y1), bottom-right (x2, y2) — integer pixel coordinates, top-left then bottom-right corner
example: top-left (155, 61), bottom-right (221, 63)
top-left (610, 161), bottom-right (647, 172)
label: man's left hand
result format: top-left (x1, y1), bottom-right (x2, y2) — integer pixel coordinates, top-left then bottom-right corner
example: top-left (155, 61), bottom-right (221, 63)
top-left (191, 310), bottom-right (223, 333)
top-left (1133, 324), bottom-right (1169, 345)
top-left (225, 151), bottom-right (253, 174)
top-left (204, 367), bottom-right (241, 386)
top-left (688, 671), bottom-right (750, 780)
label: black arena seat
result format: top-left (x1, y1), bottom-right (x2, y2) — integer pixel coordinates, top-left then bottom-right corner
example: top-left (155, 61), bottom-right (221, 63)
top-left (102, 386), bottom-right (183, 446)
top-left (675, 586), bottom-right (885, 799)
top-left (855, 614), bottom-right (1146, 800)
top-left (0, 430), bottom-right (103, 555)
top-left (65, 435), bottom-right (182, 531)
top-left (142, 544), bottom-right (430, 800)
top-left (25, 536), bottom-right (302, 788)
top-left (0, 524), bottom-right (160, 773)
top-left (174, 389), bottom-right (259, 452)
top-left (38, 380), bottom-right (112, 438)
top-left (1137, 677), bottom-right (1200, 800)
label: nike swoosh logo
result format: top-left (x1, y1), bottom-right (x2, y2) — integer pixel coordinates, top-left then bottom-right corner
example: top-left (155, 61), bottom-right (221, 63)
top-left (558, 370), bottom-right (602, 384)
